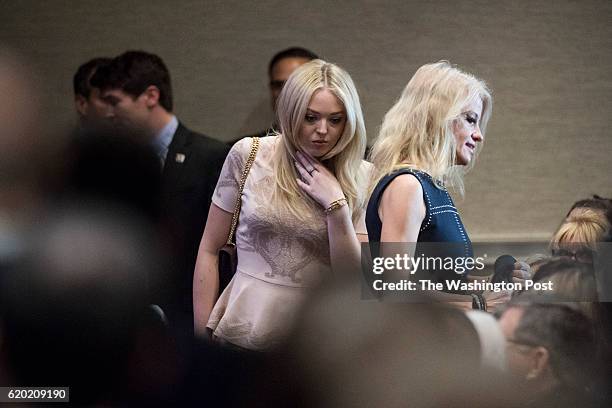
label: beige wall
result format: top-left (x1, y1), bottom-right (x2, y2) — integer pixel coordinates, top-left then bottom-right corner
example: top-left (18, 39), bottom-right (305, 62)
top-left (2, 0), bottom-right (611, 241)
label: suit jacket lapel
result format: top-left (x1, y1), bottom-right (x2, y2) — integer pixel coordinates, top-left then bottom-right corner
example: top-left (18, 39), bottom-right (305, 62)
top-left (162, 123), bottom-right (191, 191)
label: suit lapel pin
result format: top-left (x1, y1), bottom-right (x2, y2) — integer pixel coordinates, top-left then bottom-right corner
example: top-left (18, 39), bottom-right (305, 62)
top-left (175, 153), bottom-right (186, 163)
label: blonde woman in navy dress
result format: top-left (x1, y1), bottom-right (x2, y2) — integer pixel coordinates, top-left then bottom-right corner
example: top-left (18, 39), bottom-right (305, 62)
top-left (367, 61), bottom-right (527, 310)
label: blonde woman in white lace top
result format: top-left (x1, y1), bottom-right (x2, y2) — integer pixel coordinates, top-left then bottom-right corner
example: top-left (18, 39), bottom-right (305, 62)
top-left (193, 60), bottom-right (371, 350)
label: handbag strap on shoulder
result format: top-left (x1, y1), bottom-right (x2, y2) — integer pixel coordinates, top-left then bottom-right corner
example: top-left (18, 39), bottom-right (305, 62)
top-left (226, 137), bottom-right (260, 245)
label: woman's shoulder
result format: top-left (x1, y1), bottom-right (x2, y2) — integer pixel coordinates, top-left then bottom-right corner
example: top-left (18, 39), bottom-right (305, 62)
top-left (384, 167), bottom-right (439, 189)
top-left (370, 168), bottom-right (425, 209)
top-left (373, 167), bottom-right (423, 190)
top-left (231, 134), bottom-right (278, 160)
top-left (384, 172), bottom-right (423, 197)
top-left (258, 134), bottom-right (280, 151)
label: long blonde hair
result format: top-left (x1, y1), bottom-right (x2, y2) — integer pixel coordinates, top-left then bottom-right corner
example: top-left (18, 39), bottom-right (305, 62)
top-left (272, 59), bottom-right (367, 222)
top-left (368, 61), bottom-right (492, 196)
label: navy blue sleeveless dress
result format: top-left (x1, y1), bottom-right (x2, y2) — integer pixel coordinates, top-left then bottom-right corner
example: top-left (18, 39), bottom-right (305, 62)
top-left (366, 169), bottom-right (473, 286)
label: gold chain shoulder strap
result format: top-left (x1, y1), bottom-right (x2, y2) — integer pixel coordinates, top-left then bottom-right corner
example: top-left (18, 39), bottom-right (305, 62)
top-left (226, 137), bottom-right (260, 245)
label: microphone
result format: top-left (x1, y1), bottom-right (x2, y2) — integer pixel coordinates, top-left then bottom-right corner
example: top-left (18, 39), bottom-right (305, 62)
top-left (490, 255), bottom-right (516, 284)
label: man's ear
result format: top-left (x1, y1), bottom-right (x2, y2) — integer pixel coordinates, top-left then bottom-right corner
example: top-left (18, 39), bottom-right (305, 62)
top-left (143, 85), bottom-right (160, 109)
top-left (526, 346), bottom-right (550, 380)
top-left (75, 95), bottom-right (88, 116)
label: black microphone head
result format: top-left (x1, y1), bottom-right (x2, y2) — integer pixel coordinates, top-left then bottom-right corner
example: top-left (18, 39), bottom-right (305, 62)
top-left (491, 255), bottom-right (516, 284)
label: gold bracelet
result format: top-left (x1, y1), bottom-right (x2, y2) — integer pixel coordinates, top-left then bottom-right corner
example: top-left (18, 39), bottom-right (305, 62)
top-left (325, 197), bottom-right (347, 214)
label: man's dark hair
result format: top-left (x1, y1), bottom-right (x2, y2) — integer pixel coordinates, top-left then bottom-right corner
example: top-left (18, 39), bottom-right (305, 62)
top-left (90, 51), bottom-right (173, 111)
top-left (503, 295), bottom-right (595, 389)
top-left (73, 57), bottom-right (111, 98)
top-left (268, 47), bottom-right (319, 77)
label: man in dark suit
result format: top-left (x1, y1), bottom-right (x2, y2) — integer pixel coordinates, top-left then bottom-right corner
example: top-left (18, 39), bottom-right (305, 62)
top-left (91, 51), bottom-right (229, 336)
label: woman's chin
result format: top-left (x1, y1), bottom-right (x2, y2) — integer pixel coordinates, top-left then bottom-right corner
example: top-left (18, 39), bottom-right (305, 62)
top-left (455, 154), bottom-right (471, 166)
top-left (301, 147), bottom-right (327, 159)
